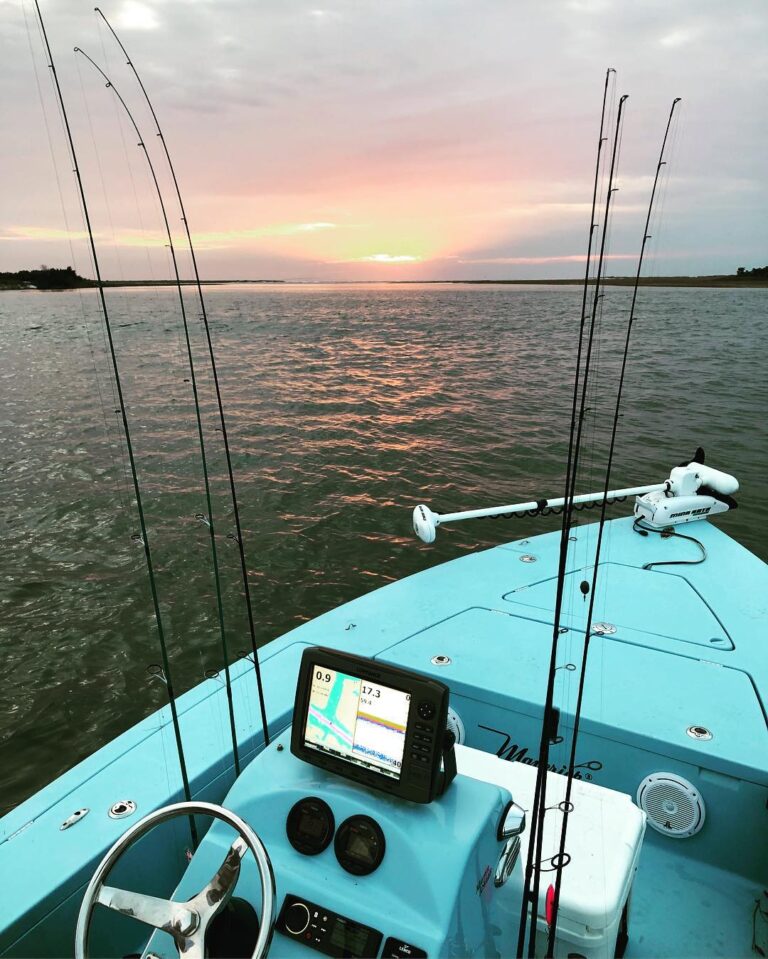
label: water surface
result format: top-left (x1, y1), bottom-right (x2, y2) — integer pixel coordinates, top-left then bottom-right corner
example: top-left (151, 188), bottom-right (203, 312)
top-left (1, 283), bottom-right (766, 809)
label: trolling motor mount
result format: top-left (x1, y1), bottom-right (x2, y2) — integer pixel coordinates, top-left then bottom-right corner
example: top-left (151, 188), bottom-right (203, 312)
top-left (634, 461), bottom-right (739, 529)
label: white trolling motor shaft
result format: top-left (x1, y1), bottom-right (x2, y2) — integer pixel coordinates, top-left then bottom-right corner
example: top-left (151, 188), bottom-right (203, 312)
top-left (412, 483), bottom-right (665, 544)
top-left (412, 461), bottom-right (739, 544)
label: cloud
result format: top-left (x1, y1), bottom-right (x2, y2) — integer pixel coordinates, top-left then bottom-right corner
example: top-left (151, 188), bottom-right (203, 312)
top-left (293, 222), bottom-right (337, 232)
top-left (458, 254), bottom-right (639, 265)
top-left (309, 9), bottom-right (343, 21)
top-left (1, 226), bottom-right (91, 242)
top-left (659, 28), bottom-right (698, 48)
top-left (131, 221), bottom-right (336, 248)
top-left (0, 222), bottom-right (336, 252)
top-left (114, 1), bottom-right (159, 31)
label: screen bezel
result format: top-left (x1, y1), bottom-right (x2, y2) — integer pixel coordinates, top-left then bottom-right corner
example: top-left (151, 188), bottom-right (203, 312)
top-left (291, 646), bottom-right (450, 804)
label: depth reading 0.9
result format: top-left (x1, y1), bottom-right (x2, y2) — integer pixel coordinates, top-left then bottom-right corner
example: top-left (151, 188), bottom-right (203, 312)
top-left (305, 666), bottom-right (412, 779)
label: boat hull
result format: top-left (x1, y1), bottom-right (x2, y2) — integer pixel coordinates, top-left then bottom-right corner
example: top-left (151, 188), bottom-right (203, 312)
top-left (1, 516), bottom-right (765, 956)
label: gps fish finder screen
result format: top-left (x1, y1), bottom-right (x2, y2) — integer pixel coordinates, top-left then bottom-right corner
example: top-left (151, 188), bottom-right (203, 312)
top-left (304, 665), bottom-right (411, 779)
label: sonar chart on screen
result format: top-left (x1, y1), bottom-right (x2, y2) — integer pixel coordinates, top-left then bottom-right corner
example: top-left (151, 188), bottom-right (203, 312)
top-left (304, 665), bottom-right (411, 778)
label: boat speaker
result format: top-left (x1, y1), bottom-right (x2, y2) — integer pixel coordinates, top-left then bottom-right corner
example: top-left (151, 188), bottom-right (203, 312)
top-left (446, 707), bottom-right (465, 745)
top-left (636, 772), bottom-right (705, 838)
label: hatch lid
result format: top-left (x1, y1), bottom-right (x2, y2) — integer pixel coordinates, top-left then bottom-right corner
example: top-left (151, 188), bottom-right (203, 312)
top-left (503, 562), bottom-right (733, 650)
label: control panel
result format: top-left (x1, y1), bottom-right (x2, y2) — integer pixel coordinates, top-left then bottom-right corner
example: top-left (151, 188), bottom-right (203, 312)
top-left (277, 894), bottom-right (383, 958)
top-left (291, 646), bottom-right (452, 803)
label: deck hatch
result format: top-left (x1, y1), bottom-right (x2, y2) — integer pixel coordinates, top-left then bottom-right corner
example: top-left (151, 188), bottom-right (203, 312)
top-left (502, 562), bottom-right (733, 650)
top-left (378, 607), bottom-right (766, 782)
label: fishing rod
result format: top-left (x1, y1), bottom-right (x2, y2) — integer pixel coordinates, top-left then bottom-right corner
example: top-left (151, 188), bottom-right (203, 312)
top-left (74, 46), bottom-right (243, 776)
top-left (544, 97), bottom-right (682, 957)
top-left (29, 0), bottom-right (198, 845)
top-left (94, 6), bottom-right (271, 747)
top-left (519, 90), bottom-right (629, 959)
top-left (525, 94), bottom-right (628, 959)
top-left (514, 70), bottom-right (619, 959)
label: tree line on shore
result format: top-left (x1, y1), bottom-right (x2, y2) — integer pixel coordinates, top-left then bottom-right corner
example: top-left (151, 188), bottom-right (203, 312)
top-left (0, 266), bottom-right (94, 290)
top-left (1, 263), bottom-right (766, 290)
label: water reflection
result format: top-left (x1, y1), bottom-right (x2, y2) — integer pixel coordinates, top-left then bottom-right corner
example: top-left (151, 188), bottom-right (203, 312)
top-left (0, 283), bottom-right (766, 808)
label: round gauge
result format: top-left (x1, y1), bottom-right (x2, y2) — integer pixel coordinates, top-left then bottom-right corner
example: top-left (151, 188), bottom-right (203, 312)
top-left (334, 815), bottom-right (386, 876)
top-left (286, 797), bottom-right (335, 856)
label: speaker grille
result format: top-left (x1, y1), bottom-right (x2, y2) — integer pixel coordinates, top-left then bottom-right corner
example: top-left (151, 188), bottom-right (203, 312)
top-left (636, 773), bottom-right (705, 838)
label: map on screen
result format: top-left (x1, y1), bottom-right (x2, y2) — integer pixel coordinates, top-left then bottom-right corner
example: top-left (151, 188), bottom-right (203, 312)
top-left (304, 665), bottom-right (411, 779)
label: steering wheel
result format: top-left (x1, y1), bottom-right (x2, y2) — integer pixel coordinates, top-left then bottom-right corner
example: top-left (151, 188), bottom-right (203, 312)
top-left (75, 801), bottom-right (276, 959)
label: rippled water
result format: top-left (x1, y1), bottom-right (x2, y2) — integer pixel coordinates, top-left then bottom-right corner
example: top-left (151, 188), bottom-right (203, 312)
top-left (1, 283), bottom-right (766, 809)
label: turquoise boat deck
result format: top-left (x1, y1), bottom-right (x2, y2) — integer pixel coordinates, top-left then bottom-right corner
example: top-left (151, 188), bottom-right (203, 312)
top-left (1, 516), bottom-right (766, 956)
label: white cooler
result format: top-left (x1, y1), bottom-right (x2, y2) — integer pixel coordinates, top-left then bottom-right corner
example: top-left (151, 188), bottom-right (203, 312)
top-left (456, 745), bottom-right (646, 959)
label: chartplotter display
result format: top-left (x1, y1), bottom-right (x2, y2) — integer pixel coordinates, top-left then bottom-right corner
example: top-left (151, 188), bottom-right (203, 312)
top-left (292, 647), bottom-right (452, 803)
top-left (305, 666), bottom-right (411, 779)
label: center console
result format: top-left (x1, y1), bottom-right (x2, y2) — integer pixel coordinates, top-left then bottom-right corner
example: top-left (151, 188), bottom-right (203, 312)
top-left (161, 646), bottom-right (645, 959)
top-left (170, 724), bottom-right (512, 958)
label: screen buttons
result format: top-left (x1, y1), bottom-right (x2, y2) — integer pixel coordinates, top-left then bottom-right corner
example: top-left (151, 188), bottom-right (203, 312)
top-left (417, 701), bottom-right (436, 721)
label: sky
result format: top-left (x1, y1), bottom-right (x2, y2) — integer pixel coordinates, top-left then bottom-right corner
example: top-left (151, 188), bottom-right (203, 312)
top-left (0, 0), bottom-right (766, 281)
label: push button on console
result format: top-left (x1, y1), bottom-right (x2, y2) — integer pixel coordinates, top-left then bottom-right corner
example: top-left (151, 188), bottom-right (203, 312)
top-left (284, 901), bottom-right (311, 936)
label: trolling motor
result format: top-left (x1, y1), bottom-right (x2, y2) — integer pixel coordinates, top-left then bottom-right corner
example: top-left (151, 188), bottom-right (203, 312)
top-left (633, 448), bottom-right (739, 528)
top-left (412, 449), bottom-right (739, 543)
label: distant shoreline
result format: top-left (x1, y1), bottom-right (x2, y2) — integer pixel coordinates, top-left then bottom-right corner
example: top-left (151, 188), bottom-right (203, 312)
top-left (442, 277), bottom-right (768, 288)
top-left (2, 272), bottom-right (766, 291)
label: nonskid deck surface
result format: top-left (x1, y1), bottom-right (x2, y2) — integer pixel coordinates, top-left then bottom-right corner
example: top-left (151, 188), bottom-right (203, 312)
top-left (311, 515), bottom-right (767, 788)
top-left (0, 516), bottom-right (766, 956)
top-left (629, 838), bottom-right (758, 958)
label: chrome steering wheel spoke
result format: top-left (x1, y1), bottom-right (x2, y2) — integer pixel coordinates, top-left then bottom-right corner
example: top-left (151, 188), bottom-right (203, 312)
top-left (96, 885), bottom-right (198, 942)
top-left (181, 836), bottom-right (249, 948)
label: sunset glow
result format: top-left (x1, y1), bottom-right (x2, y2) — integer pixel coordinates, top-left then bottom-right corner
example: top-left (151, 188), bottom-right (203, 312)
top-left (356, 254), bottom-right (421, 263)
top-left (1, 1), bottom-right (764, 280)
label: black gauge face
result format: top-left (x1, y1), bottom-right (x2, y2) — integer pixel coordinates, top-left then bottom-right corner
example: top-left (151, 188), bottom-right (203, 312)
top-left (334, 815), bottom-right (386, 876)
top-left (286, 797), bottom-right (335, 856)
